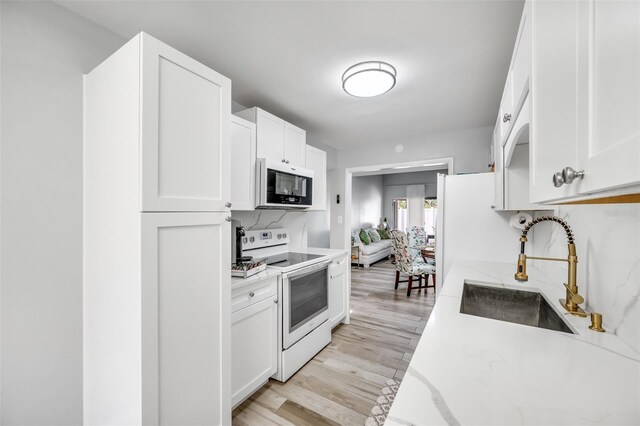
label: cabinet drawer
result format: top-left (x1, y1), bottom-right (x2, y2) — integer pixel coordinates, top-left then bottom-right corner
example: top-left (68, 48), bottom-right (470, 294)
top-left (329, 256), bottom-right (347, 278)
top-left (231, 276), bottom-right (277, 313)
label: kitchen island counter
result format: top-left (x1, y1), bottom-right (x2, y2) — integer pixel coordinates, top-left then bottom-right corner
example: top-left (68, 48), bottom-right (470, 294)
top-left (386, 261), bottom-right (640, 425)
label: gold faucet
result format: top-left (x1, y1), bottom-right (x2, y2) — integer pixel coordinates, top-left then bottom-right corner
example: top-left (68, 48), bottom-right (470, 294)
top-left (514, 216), bottom-right (587, 317)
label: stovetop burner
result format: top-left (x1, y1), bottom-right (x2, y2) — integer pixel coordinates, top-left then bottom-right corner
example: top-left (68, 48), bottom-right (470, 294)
top-left (265, 252), bottom-right (324, 268)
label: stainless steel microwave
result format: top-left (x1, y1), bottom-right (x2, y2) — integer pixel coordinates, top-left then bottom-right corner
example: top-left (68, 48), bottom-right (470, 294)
top-left (256, 158), bottom-right (313, 209)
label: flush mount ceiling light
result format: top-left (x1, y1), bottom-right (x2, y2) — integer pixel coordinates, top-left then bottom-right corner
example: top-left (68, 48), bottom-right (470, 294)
top-left (342, 61), bottom-right (397, 97)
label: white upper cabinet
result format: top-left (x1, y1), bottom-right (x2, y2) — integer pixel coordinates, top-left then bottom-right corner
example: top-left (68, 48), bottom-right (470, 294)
top-left (493, 2), bottom-right (547, 211)
top-left (497, 3), bottom-right (531, 147)
top-left (582, 0), bottom-right (640, 195)
top-left (230, 115), bottom-right (256, 211)
top-left (236, 107), bottom-right (307, 167)
top-left (305, 145), bottom-right (327, 211)
top-left (284, 122), bottom-right (306, 166)
top-left (140, 33), bottom-right (231, 212)
top-left (254, 108), bottom-right (285, 160)
top-left (531, 0), bottom-right (640, 203)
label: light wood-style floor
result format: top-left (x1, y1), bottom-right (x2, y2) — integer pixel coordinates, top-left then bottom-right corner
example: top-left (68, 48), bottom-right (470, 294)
top-left (232, 259), bottom-right (436, 426)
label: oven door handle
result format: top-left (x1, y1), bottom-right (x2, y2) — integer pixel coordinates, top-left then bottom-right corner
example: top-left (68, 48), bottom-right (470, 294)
top-left (283, 260), bottom-right (331, 279)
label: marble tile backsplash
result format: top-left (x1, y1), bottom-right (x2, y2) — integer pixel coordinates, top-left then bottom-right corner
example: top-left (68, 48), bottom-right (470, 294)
top-left (530, 204), bottom-right (640, 355)
top-left (231, 210), bottom-right (309, 251)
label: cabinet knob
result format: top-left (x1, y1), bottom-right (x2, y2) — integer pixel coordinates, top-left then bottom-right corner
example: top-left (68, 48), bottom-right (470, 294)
top-left (503, 113), bottom-right (512, 123)
top-left (562, 167), bottom-right (585, 184)
top-left (553, 172), bottom-right (565, 187)
top-left (553, 167), bottom-right (585, 187)
top-left (274, 299), bottom-right (278, 304)
top-left (249, 292), bottom-right (255, 297)
top-left (285, 160), bottom-right (290, 164)
top-left (225, 216), bottom-right (232, 222)
top-left (282, 159), bottom-right (286, 163)
top-left (225, 202), bottom-right (232, 208)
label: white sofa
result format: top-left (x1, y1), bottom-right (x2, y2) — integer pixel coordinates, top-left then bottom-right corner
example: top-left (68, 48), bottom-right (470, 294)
top-left (352, 229), bottom-right (393, 268)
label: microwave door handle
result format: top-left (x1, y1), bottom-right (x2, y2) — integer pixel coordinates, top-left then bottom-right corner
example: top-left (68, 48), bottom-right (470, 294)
top-left (284, 260), bottom-right (331, 279)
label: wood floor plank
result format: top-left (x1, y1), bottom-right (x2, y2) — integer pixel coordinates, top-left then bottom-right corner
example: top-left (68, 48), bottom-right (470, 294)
top-left (231, 259), bottom-right (435, 425)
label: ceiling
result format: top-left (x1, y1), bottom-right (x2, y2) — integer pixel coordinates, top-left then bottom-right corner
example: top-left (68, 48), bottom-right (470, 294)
top-left (57, 0), bottom-right (524, 150)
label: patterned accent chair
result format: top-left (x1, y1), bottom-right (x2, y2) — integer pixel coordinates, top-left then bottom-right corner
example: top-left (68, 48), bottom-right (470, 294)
top-left (390, 230), bottom-right (436, 296)
top-left (407, 225), bottom-right (436, 266)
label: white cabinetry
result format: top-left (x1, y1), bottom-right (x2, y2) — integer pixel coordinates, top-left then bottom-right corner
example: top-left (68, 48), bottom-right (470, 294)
top-left (531, 0), bottom-right (640, 203)
top-left (230, 115), bottom-right (256, 211)
top-left (305, 145), bottom-right (327, 211)
top-left (84, 32), bottom-right (231, 425)
top-left (139, 33), bottom-right (231, 212)
top-left (236, 107), bottom-right (306, 167)
top-left (329, 255), bottom-right (348, 328)
top-left (231, 276), bottom-right (278, 407)
top-left (493, 2), bottom-right (546, 211)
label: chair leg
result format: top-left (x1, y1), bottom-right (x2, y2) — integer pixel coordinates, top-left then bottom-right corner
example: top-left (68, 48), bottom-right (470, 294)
top-left (407, 275), bottom-right (413, 297)
top-left (395, 270), bottom-right (400, 290)
top-left (433, 274), bottom-right (437, 295)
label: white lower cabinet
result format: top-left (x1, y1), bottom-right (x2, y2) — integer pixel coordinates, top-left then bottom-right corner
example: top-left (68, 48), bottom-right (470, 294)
top-left (231, 276), bottom-right (278, 408)
top-left (329, 255), bottom-right (348, 327)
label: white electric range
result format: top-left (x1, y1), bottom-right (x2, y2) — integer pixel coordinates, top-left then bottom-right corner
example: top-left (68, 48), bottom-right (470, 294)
top-left (241, 229), bottom-right (332, 382)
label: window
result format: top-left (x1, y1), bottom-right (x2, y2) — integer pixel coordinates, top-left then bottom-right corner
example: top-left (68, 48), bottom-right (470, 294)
top-left (393, 198), bottom-right (408, 231)
top-left (424, 198), bottom-right (437, 239)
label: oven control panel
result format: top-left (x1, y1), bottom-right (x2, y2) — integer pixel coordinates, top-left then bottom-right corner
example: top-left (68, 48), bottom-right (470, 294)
top-left (242, 228), bottom-right (289, 250)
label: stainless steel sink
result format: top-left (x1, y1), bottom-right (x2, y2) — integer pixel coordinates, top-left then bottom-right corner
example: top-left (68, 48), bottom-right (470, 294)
top-left (460, 282), bottom-right (574, 334)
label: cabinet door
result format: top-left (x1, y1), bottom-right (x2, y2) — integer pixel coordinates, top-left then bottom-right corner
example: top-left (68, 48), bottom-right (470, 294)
top-left (141, 212), bottom-right (231, 425)
top-left (140, 34), bottom-right (231, 212)
top-left (530, 0), bottom-right (589, 203)
top-left (493, 123), bottom-right (505, 211)
top-left (284, 122), bottom-right (306, 166)
top-left (230, 115), bottom-right (256, 211)
top-left (305, 145), bottom-right (327, 211)
top-left (231, 296), bottom-right (278, 407)
top-left (510, 3), bottom-right (531, 117)
top-left (329, 257), bottom-right (347, 327)
top-left (582, 0), bottom-right (640, 193)
top-left (255, 108), bottom-right (285, 161)
top-left (499, 75), bottom-right (514, 146)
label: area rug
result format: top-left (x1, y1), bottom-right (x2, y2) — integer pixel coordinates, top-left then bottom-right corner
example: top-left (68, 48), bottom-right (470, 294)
top-left (365, 378), bottom-right (402, 426)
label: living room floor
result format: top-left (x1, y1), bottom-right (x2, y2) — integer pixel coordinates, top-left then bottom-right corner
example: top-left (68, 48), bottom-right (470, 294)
top-left (232, 259), bottom-right (436, 425)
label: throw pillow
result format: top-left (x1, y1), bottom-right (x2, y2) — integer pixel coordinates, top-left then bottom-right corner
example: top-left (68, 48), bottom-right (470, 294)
top-left (368, 228), bottom-right (381, 243)
top-left (352, 230), bottom-right (362, 245)
top-left (359, 228), bottom-right (371, 245)
top-left (378, 228), bottom-right (390, 239)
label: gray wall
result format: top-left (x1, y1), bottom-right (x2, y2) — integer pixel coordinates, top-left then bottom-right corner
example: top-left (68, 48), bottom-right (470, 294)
top-left (351, 175), bottom-right (384, 230)
top-left (0, 2), bottom-right (125, 424)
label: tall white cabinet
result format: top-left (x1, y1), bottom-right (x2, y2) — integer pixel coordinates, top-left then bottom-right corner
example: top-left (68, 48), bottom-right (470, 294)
top-left (84, 32), bottom-right (232, 425)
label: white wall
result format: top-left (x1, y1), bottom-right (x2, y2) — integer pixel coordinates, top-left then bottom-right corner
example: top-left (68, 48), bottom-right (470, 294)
top-left (0, 2), bottom-right (125, 424)
top-left (351, 175), bottom-right (384, 230)
top-left (530, 204), bottom-right (640, 355)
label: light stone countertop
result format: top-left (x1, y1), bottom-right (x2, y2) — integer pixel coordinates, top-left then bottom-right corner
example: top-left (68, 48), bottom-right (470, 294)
top-left (386, 261), bottom-right (640, 425)
top-left (305, 247), bottom-right (348, 260)
top-left (230, 268), bottom-right (280, 289)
